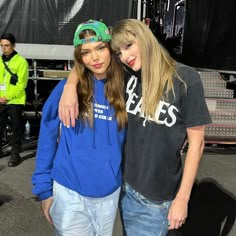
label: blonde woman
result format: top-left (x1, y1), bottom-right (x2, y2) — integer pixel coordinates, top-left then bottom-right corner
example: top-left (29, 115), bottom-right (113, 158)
top-left (58, 19), bottom-right (211, 236)
top-left (32, 20), bottom-right (127, 236)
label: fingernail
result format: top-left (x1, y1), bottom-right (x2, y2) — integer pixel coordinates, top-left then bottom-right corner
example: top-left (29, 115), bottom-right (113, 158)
top-left (64, 123), bottom-right (70, 128)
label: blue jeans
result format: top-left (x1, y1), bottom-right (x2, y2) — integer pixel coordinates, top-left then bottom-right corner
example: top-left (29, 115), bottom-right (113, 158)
top-left (120, 183), bottom-right (171, 236)
top-left (49, 181), bottom-right (120, 236)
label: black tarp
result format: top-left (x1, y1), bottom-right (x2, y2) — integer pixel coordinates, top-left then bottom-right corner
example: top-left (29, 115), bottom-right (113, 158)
top-left (0, 0), bottom-right (131, 45)
top-left (182, 0), bottom-right (236, 71)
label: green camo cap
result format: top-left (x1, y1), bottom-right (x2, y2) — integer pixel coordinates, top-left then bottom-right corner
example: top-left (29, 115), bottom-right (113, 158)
top-left (73, 19), bottom-right (111, 47)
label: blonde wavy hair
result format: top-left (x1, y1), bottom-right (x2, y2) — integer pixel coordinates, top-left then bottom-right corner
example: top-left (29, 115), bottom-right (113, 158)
top-left (74, 29), bottom-right (127, 130)
top-left (111, 18), bottom-right (184, 118)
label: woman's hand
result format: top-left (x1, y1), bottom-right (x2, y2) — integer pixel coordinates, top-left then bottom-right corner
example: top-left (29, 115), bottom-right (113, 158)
top-left (41, 197), bottom-right (53, 225)
top-left (59, 83), bottom-right (78, 128)
top-left (0, 97), bottom-right (8, 104)
top-left (167, 196), bottom-right (187, 229)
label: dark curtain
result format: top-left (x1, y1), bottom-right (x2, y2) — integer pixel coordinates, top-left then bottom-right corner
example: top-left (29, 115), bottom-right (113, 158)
top-left (182, 0), bottom-right (236, 71)
top-left (0, 0), bottom-right (131, 45)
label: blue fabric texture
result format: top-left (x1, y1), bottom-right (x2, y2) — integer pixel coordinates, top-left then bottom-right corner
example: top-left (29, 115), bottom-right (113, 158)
top-left (120, 183), bottom-right (171, 236)
top-left (32, 79), bottom-right (126, 200)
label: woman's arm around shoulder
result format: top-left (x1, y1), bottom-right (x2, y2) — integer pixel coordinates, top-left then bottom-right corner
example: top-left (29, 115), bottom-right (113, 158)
top-left (59, 68), bottom-right (79, 128)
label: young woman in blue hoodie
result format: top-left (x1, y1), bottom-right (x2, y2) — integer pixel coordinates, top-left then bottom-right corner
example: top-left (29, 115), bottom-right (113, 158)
top-left (32, 20), bottom-right (127, 236)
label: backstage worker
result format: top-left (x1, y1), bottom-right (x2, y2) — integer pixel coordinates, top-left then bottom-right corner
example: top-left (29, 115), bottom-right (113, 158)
top-left (0, 33), bottom-right (28, 167)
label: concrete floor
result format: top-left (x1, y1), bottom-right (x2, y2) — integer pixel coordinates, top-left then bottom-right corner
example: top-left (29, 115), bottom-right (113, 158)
top-left (179, 146), bottom-right (236, 236)
top-left (0, 145), bottom-right (235, 236)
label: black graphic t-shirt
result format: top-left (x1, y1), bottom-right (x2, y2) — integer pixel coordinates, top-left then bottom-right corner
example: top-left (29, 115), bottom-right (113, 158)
top-left (123, 63), bottom-right (212, 201)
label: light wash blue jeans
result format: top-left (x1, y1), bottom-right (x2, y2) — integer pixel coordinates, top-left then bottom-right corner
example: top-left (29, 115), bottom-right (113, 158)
top-left (49, 181), bottom-right (120, 236)
top-left (120, 183), bottom-right (172, 236)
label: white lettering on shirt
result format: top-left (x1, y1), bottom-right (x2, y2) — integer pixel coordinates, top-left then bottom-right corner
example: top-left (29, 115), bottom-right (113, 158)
top-left (126, 75), bottom-right (178, 127)
top-left (93, 102), bottom-right (112, 121)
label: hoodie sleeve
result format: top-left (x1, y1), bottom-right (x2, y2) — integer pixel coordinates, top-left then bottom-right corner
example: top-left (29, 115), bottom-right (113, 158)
top-left (32, 79), bottom-right (66, 200)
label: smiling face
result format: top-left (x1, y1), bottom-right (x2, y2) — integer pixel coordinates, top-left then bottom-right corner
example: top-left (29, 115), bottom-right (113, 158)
top-left (80, 40), bottom-right (111, 80)
top-left (0, 39), bottom-right (15, 56)
top-left (116, 35), bottom-right (142, 71)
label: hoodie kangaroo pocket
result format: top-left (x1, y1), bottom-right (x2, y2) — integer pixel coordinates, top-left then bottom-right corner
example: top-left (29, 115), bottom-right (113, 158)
top-left (72, 158), bottom-right (121, 197)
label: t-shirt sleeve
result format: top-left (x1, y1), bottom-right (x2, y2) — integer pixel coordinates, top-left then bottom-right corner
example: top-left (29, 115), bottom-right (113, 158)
top-left (181, 67), bottom-right (212, 128)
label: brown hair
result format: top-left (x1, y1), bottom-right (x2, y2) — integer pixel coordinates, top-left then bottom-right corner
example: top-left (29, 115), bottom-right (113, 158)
top-left (74, 29), bottom-right (127, 129)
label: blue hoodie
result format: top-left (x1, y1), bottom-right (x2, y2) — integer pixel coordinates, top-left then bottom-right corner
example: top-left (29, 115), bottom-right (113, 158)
top-left (32, 78), bottom-right (126, 200)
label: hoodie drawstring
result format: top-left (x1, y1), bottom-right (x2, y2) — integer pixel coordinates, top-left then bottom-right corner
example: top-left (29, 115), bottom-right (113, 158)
top-left (106, 99), bottom-right (111, 146)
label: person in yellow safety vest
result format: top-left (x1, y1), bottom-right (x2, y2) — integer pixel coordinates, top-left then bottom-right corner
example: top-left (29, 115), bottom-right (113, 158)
top-left (0, 33), bottom-right (28, 167)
